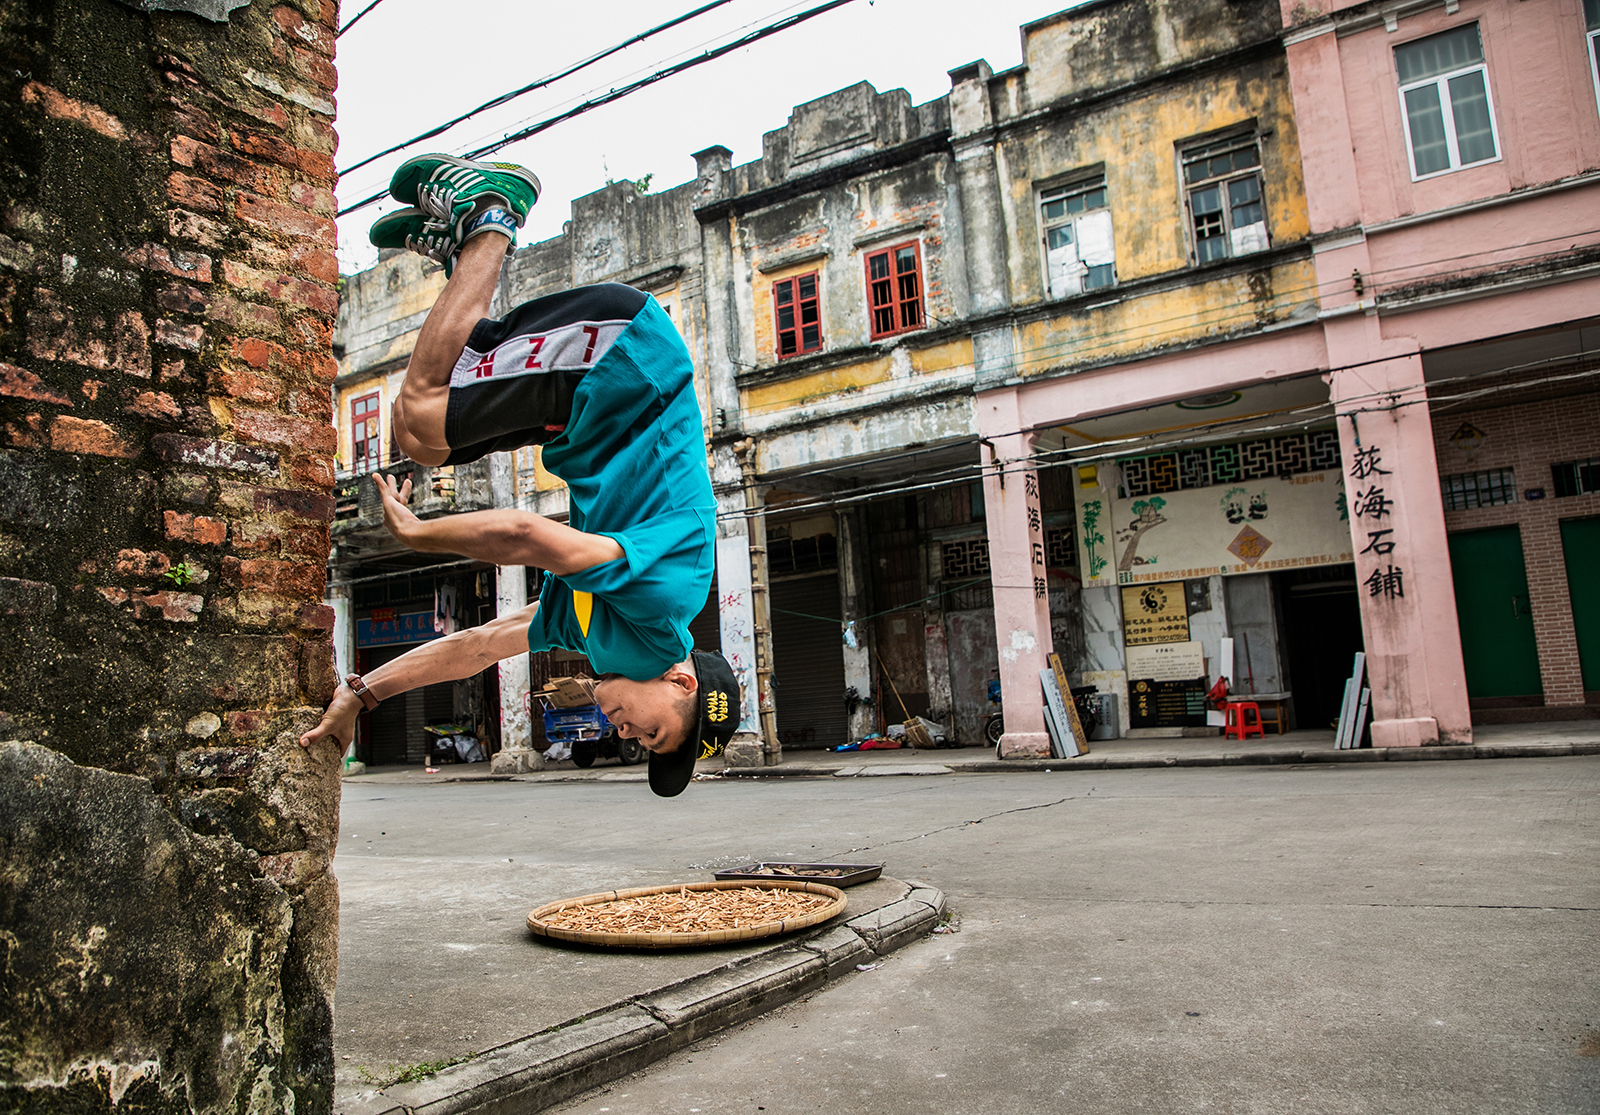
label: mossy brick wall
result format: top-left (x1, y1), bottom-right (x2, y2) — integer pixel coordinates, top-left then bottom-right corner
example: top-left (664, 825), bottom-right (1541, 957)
top-left (0, 1), bottom-right (343, 1112)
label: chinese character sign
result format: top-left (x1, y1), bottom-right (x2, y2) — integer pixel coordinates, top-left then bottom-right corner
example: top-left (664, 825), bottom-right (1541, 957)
top-left (1024, 469), bottom-right (1047, 601)
top-left (1351, 443), bottom-right (1404, 601)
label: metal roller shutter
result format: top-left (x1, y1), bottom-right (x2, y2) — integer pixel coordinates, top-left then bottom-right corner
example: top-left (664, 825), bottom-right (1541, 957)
top-left (771, 572), bottom-right (847, 750)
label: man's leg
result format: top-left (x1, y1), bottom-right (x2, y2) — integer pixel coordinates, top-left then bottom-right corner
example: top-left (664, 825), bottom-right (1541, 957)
top-left (391, 232), bottom-right (509, 465)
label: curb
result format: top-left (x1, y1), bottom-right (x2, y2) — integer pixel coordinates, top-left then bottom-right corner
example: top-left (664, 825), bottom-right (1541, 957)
top-left (337, 882), bottom-right (947, 1115)
top-left (715, 740), bottom-right (1600, 778)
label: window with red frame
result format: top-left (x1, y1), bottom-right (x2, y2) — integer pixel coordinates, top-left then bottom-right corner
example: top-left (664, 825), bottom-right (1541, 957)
top-left (351, 392), bottom-right (381, 474)
top-left (865, 241), bottom-right (924, 339)
top-left (773, 272), bottom-right (822, 357)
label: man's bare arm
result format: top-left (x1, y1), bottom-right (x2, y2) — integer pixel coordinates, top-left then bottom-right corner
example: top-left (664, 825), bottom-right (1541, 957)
top-left (377, 473), bottom-right (623, 574)
top-left (299, 601), bottom-right (539, 750)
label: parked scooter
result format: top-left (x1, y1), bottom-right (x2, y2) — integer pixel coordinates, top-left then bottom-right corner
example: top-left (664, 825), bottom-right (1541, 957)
top-left (536, 694), bottom-right (646, 767)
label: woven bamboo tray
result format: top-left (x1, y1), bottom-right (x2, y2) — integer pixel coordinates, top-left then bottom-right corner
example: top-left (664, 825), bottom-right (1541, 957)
top-left (525, 879), bottom-right (848, 949)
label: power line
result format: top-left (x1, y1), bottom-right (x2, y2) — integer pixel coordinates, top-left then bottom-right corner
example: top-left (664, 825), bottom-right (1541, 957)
top-left (337, 0), bottom-right (387, 37)
top-left (336, 0), bottom-right (861, 219)
top-left (338, 0), bottom-right (741, 178)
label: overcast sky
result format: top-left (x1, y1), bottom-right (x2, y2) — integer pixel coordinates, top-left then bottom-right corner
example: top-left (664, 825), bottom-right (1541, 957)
top-left (333, 0), bottom-right (1084, 274)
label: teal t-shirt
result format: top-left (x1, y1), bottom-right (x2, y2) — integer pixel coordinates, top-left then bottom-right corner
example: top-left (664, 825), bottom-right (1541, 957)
top-left (526, 294), bottom-right (716, 679)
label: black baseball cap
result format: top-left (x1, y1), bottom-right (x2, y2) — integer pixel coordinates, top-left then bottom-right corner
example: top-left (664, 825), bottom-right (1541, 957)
top-left (648, 650), bottom-right (740, 798)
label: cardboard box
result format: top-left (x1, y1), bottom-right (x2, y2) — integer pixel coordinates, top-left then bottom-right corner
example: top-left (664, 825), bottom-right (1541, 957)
top-left (542, 676), bottom-right (598, 708)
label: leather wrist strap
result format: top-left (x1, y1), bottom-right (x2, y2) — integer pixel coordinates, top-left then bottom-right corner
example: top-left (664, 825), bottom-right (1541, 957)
top-left (345, 674), bottom-right (380, 711)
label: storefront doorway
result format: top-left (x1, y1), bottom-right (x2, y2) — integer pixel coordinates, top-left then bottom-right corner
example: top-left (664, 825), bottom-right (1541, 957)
top-left (1274, 565), bottom-right (1364, 731)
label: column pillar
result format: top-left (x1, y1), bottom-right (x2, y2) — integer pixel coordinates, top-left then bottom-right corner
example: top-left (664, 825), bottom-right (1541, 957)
top-left (1330, 353), bottom-right (1472, 746)
top-left (978, 392), bottom-right (1053, 757)
top-left (716, 467), bottom-right (763, 767)
top-left (836, 507), bottom-right (876, 742)
top-left (487, 451), bottom-right (542, 773)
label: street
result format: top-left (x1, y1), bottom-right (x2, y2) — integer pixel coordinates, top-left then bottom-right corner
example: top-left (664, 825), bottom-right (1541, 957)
top-left (336, 756), bottom-right (1600, 1113)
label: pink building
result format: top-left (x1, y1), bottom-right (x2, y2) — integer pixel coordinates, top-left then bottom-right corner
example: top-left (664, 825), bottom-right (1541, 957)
top-left (976, 0), bottom-right (1600, 753)
top-left (1282, 0), bottom-right (1600, 737)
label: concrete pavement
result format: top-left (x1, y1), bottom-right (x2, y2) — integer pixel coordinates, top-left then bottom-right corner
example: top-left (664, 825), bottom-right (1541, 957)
top-left (332, 728), bottom-right (1600, 1114)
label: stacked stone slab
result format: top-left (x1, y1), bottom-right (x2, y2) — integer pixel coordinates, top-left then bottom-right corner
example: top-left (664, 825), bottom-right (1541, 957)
top-left (0, 1), bottom-right (342, 1112)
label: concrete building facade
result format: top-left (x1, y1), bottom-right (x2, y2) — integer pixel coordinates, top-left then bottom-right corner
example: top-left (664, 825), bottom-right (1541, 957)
top-left (329, 0), bottom-right (1600, 771)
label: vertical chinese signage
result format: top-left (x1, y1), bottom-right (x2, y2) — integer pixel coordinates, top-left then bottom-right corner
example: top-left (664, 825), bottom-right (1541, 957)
top-left (1025, 468), bottom-right (1047, 605)
top-left (1349, 443), bottom-right (1404, 602)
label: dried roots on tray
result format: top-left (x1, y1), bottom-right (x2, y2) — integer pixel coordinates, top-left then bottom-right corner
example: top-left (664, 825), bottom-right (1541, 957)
top-left (540, 885), bottom-right (835, 935)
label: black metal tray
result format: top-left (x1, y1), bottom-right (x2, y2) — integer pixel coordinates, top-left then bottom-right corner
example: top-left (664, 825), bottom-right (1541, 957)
top-left (712, 862), bottom-right (883, 888)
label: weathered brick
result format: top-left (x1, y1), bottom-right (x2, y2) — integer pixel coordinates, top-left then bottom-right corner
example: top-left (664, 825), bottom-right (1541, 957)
top-left (152, 433), bottom-right (279, 475)
top-left (28, 291), bottom-right (151, 377)
top-left (97, 586), bottom-right (129, 605)
top-left (124, 243), bottom-right (212, 284)
top-left (231, 127), bottom-right (300, 172)
top-left (273, 5), bottom-right (335, 55)
top-left (281, 521), bottom-right (330, 558)
top-left (167, 208), bottom-right (229, 250)
top-left (253, 486), bottom-right (334, 521)
top-left (232, 407), bottom-right (334, 453)
top-left (126, 390), bottom-right (182, 420)
top-left (168, 101), bottom-right (221, 145)
top-left (0, 362), bottom-right (71, 405)
top-left (234, 192), bottom-right (336, 246)
top-left (289, 245), bottom-right (338, 284)
top-left (239, 558), bottom-right (323, 597)
top-left (116, 549), bottom-right (170, 578)
top-left (168, 171), bottom-right (223, 214)
top-left (207, 293), bottom-right (283, 335)
top-left (222, 258), bottom-right (338, 315)
top-left (300, 637), bottom-right (336, 702)
top-left (171, 135), bottom-right (285, 197)
top-left (154, 319), bottom-right (205, 351)
top-left (214, 366), bottom-right (280, 404)
top-left (287, 181), bottom-right (335, 217)
top-left (164, 510), bottom-right (227, 545)
top-left (231, 336), bottom-right (277, 369)
top-left (291, 46), bottom-right (337, 95)
top-left (134, 590), bottom-right (204, 621)
top-left (298, 603), bottom-right (334, 629)
top-left (20, 81), bottom-right (127, 140)
top-left (284, 453), bottom-right (334, 489)
top-left (230, 518), bottom-right (282, 552)
top-left (257, 849), bottom-right (324, 888)
top-left (50, 416), bottom-right (134, 458)
top-left (174, 746), bottom-right (256, 778)
top-left (0, 576), bottom-right (58, 616)
top-left (159, 282), bottom-right (209, 315)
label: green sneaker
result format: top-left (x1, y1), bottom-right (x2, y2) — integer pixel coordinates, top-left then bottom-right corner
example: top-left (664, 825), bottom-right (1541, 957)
top-left (388, 154), bottom-right (541, 240)
top-left (368, 207), bottom-right (458, 274)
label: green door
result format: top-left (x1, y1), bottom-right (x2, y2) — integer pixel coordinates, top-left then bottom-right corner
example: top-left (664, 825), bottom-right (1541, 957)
top-left (1561, 516), bottom-right (1600, 693)
top-left (1447, 525), bottom-right (1542, 698)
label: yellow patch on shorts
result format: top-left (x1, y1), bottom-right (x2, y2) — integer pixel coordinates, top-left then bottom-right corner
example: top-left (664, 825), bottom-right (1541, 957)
top-left (573, 591), bottom-right (593, 637)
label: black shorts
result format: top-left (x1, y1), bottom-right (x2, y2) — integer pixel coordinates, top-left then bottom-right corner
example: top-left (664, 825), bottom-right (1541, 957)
top-left (441, 282), bottom-right (648, 465)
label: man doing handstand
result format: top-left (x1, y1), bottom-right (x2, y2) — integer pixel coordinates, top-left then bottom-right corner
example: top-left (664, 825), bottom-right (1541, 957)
top-left (300, 155), bottom-right (737, 797)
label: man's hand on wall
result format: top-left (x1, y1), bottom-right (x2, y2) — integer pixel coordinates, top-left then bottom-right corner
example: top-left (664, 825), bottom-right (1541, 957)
top-left (300, 687), bottom-right (361, 750)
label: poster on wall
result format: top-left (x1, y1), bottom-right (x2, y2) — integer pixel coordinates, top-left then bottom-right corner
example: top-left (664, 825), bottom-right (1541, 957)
top-left (1075, 444), bottom-right (1355, 588)
top-left (1121, 583), bottom-right (1190, 645)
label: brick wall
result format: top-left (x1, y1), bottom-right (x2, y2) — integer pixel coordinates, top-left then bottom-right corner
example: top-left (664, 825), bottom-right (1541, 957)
top-left (0, 1), bottom-right (342, 1111)
top-left (1432, 381), bottom-right (1600, 708)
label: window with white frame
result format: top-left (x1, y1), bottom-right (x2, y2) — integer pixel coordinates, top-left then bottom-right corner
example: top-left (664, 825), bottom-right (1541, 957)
top-left (1395, 23), bottom-right (1500, 179)
top-left (1587, 0), bottom-right (1600, 118)
top-left (1040, 175), bottom-right (1115, 297)
top-left (1181, 133), bottom-right (1269, 264)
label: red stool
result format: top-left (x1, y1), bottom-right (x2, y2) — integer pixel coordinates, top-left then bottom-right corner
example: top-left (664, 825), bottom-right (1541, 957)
top-left (1223, 702), bottom-right (1264, 740)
